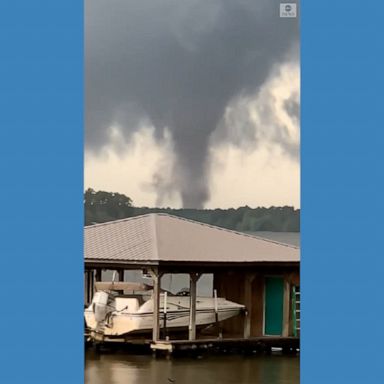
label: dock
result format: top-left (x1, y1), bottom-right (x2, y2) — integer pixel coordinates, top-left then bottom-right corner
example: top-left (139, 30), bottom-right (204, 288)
top-left (85, 332), bottom-right (299, 357)
top-left (84, 214), bottom-right (300, 356)
top-left (150, 336), bottom-right (299, 356)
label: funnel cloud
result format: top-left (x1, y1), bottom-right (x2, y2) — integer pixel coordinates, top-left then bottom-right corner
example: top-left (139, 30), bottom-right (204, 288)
top-left (86, 0), bottom-right (300, 208)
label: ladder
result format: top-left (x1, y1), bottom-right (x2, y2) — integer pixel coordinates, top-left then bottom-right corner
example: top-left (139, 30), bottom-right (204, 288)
top-left (292, 286), bottom-right (300, 337)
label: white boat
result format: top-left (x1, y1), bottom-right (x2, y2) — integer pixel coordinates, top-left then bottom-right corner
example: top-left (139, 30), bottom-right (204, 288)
top-left (84, 283), bottom-right (245, 340)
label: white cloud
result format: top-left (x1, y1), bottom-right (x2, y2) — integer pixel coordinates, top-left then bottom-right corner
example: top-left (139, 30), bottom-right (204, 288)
top-left (206, 60), bottom-right (300, 208)
top-left (84, 60), bottom-right (300, 209)
top-left (84, 126), bottom-right (181, 208)
top-left (207, 144), bottom-right (300, 208)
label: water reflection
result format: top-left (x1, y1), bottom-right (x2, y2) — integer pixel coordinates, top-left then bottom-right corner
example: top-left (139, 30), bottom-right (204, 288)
top-left (85, 350), bottom-right (299, 384)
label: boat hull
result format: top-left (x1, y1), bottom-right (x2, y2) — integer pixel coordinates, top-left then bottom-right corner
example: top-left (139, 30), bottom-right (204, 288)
top-left (85, 296), bottom-right (244, 338)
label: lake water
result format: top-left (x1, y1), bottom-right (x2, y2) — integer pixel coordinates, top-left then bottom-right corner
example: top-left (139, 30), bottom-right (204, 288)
top-left (85, 350), bottom-right (299, 384)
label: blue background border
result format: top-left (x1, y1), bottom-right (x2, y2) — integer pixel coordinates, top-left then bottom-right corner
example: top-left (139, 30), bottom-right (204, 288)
top-left (1, 1), bottom-right (384, 383)
top-left (302, 1), bottom-right (384, 383)
top-left (0, 1), bottom-right (83, 383)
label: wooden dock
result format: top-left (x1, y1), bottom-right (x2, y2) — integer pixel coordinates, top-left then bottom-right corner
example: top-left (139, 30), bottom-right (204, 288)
top-left (150, 336), bottom-right (299, 356)
top-left (84, 215), bottom-right (301, 358)
top-left (85, 331), bottom-right (299, 356)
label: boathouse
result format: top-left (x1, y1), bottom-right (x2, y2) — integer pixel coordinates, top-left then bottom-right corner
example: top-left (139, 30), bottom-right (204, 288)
top-left (84, 213), bottom-right (300, 350)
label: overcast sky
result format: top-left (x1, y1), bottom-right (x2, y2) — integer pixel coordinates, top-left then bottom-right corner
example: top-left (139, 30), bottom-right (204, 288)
top-left (84, 0), bottom-right (300, 209)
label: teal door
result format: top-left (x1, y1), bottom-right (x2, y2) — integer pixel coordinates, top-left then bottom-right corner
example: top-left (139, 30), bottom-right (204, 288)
top-left (264, 277), bottom-right (284, 335)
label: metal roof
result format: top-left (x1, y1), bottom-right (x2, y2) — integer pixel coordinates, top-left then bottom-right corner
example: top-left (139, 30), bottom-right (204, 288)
top-left (85, 213), bottom-right (300, 264)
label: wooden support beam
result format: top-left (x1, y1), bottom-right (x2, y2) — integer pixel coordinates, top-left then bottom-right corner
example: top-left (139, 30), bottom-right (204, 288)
top-left (282, 279), bottom-right (290, 337)
top-left (189, 273), bottom-right (201, 341)
top-left (149, 268), bottom-right (163, 342)
top-left (118, 269), bottom-right (124, 282)
top-left (95, 281), bottom-right (149, 291)
top-left (95, 268), bottom-right (102, 282)
top-left (243, 273), bottom-right (256, 339)
top-left (89, 270), bottom-right (95, 301)
top-left (84, 270), bottom-right (88, 305)
top-left (213, 289), bottom-right (222, 339)
top-left (90, 270), bottom-right (96, 301)
top-left (163, 291), bottom-right (168, 340)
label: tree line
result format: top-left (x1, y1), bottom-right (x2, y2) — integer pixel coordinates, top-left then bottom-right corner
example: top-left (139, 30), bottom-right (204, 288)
top-left (84, 188), bottom-right (300, 232)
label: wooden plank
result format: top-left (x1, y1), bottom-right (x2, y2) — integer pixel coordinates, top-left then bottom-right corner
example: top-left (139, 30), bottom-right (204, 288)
top-left (95, 268), bottom-right (102, 282)
top-left (163, 291), bottom-right (168, 339)
top-left (188, 273), bottom-right (201, 340)
top-left (149, 269), bottom-right (162, 342)
top-left (84, 270), bottom-right (89, 305)
top-left (251, 276), bottom-right (264, 337)
top-left (94, 281), bottom-right (150, 291)
top-left (88, 270), bottom-right (95, 302)
top-left (282, 278), bottom-right (290, 337)
top-left (154, 336), bottom-right (299, 345)
top-left (150, 342), bottom-right (173, 352)
top-left (214, 272), bottom-right (242, 336)
top-left (243, 274), bottom-right (255, 338)
top-left (150, 336), bottom-right (300, 354)
top-left (291, 286), bottom-right (297, 337)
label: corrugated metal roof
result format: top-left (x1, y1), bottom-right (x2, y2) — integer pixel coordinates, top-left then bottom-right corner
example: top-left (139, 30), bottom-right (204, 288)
top-left (84, 213), bottom-right (300, 264)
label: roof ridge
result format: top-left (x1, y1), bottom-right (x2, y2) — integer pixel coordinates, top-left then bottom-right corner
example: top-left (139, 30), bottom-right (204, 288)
top-left (84, 213), bottom-right (155, 229)
top-left (157, 214), bottom-right (299, 249)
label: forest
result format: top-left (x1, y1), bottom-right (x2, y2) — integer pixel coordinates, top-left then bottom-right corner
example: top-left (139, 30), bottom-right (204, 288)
top-left (84, 188), bottom-right (300, 232)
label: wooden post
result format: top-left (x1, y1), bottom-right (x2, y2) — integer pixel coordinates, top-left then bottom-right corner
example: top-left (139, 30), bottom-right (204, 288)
top-left (149, 268), bottom-right (162, 342)
top-left (282, 278), bottom-right (290, 337)
top-left (84, 270), bottom-right (88, 305)
top-left (163, 291), bottom-right (168, 340)
top-left (213, 289), bottom-right (223, 339)
top-left (118, 269), bottom-right (124, 282)
top-left (243, 274), bottom-right (255, 339)
top-left (89, 270), bottom-right (95, 301)
top-left (189, 273), bottom-right (201, 341)
top-left (95, 268), bottom-right (102, 282)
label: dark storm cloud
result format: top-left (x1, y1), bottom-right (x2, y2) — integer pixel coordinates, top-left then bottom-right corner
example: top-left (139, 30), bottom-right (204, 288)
top-left (85, 0), bottom-right (299, 208)
top-left (284, 92), bottom-right (300, 124)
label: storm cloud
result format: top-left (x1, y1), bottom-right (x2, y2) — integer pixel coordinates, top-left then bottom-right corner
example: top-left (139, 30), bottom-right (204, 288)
top-left (85, 0), bottom-right (299, 208)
